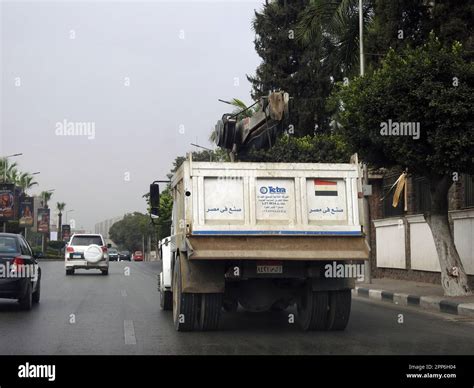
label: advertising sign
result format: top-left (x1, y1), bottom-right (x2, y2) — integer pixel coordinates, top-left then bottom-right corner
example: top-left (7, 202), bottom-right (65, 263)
top-left (62, 224), bottom-right (71, 242)
top-left (19, 196), bottom-right (34, 227)
top-left (0, 184), bottom-right (15, 221)
top-left (37, 208), bottom-right (50, 233)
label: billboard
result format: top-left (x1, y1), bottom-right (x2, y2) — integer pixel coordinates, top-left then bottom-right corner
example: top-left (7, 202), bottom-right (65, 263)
top-left (37, 208), bottom-right (50, 233)
top-left (0, 184), bottom-right (15, 221)
top-left (62, 224), bottom-right (71, 242)
top-left (19, 196), bottom-right (34, 227)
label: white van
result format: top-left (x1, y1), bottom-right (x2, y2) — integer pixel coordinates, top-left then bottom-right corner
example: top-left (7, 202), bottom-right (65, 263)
top-left (64, 234), bottom-right (109, 275)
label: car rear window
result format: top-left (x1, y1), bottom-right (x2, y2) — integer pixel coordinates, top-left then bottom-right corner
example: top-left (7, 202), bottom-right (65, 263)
top-left (109, 249), bottom-right (118, 253)
top-left (0, 237), bottom-right (19, 253)
top-left (70, 235), bottom-right (103, 246)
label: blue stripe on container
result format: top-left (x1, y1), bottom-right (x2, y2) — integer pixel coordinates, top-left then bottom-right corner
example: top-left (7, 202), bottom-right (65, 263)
top-left (192, 230), bottom-right (362, 236)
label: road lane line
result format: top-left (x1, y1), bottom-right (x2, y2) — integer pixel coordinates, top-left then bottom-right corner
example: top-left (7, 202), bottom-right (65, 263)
top-left (124, 320), bottom-right (136, 345)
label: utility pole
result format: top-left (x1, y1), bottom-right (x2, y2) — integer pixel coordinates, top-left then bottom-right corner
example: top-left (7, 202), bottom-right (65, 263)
top-left (357, 0), bottom-right (371, 283)
top-left (359, 0), bottom-right (365, 76)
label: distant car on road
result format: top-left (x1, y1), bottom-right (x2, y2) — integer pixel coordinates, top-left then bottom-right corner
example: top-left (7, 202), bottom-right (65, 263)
top-left (118, 250), bottom-right (131, 261)
top-left (65, 234), bottom-right (109, 275)
top-left (132, 251), bottom-right (143, 261)
top-left (108, 248), bottom-right (119, 261)
top-left (0, 233), bottom-right (42, 310)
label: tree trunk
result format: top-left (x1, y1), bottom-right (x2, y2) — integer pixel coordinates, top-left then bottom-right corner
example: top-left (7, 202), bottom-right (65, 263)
top-left (58, 213), bottom-right (62, 241)
top-left (425, 175), bottom-right (471, 296)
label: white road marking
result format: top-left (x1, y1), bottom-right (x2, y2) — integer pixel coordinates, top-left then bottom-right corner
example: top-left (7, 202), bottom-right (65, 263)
top-left (124, 320), bottom-right (136, 345)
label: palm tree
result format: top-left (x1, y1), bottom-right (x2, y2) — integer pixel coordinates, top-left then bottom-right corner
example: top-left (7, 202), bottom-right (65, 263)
top-left (17, 172), bottom-right (39, 194)
top-left (40, 191), bottom-right (53, 209)
top-left (0, 158), bottom-right (19, 183)
top-left (297, 0), bottom-right (373, 77)
top-left (56, 202), bottom-right (66, 240)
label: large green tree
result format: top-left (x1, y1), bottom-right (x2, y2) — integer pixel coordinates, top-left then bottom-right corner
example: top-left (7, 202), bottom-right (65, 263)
top-left (246, 132), bottom-right (351, 163)
top-left (109, 212), bottom-right (155, 252)
top-left (332, 36), bottom-right (473, 296)
top-left (248, 0), bottom-right (335, 135)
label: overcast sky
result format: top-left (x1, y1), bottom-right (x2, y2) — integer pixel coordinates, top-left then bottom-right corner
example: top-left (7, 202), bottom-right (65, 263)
top-left (1, 0), bottom-right (263, 231)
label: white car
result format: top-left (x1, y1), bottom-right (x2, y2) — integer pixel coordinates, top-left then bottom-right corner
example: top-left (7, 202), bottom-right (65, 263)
top-left (64, 234), bottom-right (109, 275)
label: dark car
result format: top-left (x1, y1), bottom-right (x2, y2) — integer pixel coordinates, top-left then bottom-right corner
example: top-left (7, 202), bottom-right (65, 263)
top-left (108, 248), bottom-right (119, 261)
top-left (0, 233), bottom-right (41, 310)
top-left (118, 250), bottom-right (131, 261)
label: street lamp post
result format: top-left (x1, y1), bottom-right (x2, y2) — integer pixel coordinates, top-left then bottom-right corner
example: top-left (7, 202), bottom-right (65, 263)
top-left (358, 0), bottom-right (371, 283)
top-left (22, 175), bottom-right (39, 239)
top-left (359, 0), bottom-right (365, 77)
top-left (65, 209), bottom-right (74, 224)
top-left (2, 153), bottom-right (23, 183)
top-left (190, 143), bottom-right (213, 161)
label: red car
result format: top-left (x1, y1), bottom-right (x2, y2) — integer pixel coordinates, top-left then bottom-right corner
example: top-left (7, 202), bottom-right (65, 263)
top-left (133, 251), bottom-right (143, 261)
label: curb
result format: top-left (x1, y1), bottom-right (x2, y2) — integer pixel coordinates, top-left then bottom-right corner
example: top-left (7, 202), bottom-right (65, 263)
top-left (353, 286), bottom-right (474, 318)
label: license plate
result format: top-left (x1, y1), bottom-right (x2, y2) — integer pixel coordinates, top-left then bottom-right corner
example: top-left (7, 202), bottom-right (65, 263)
top-left (257, 261), bottom-right (283, 274)
top-left (72, 253), bottom-right (82, 259)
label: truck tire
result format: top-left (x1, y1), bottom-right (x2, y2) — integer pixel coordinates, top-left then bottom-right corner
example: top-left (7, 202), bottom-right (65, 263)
top-left (199, 293), bottom-right (222, 331)
top-left (172, 256), bottom-right (198, 331)
top-left (326, 289), bottom-right (351, 331)
top-left (297, 283), bottom-right (328, 331)
top-left (160, 289), bottom-right (173, 311)
top-left (222, 299), bottom-right (238, 312)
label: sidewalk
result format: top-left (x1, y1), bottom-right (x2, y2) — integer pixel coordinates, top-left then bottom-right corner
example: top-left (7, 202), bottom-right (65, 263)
top-left (353, 278), bottom-right (474, 318)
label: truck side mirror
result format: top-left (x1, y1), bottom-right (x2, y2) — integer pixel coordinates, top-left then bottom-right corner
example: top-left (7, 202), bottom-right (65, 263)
top-left (150, 183), bottom-right (160, 217)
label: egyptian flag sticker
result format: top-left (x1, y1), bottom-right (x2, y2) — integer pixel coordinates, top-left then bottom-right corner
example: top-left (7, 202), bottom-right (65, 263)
top-left (314, 179), bottom-right (338, 196)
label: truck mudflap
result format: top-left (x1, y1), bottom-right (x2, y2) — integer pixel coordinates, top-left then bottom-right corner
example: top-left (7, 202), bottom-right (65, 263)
top-left (186, 235), bottom-right (369, 261)
top-left (179, 254), bottom-right (225, 293)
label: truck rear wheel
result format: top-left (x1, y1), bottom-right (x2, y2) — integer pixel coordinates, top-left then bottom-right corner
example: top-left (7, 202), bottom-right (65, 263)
top-left (172, 256), bottom-right (198, 331)
top-left (326, 289), bottom-right (351, 331)
top-left (199, 293), bottom-right (222, 331)
top-left (297, 284), bottom-right (328, 331)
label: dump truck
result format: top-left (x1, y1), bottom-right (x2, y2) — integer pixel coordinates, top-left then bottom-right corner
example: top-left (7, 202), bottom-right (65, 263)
top-left (152, 156), bottom-right (369, 331)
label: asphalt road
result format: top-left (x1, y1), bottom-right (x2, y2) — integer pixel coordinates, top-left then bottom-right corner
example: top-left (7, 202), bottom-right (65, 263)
top-left (1, 261), bottom-right (473, 355)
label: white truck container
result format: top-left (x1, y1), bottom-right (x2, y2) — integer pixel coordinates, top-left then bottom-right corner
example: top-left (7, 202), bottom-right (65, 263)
top-left (153, 156), bottom-right (369, 331)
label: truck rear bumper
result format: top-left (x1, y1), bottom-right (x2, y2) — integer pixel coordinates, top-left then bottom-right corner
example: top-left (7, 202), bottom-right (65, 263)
top-left (187, 235), bottom-right (369, 261)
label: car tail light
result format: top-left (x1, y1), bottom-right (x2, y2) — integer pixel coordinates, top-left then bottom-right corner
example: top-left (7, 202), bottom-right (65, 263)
top-left (66, 246), bottom-right (74, 253)
top-left (101, 246), bottom-right (108, 253)
top-left (11, 257), bottom-right (25, 273)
